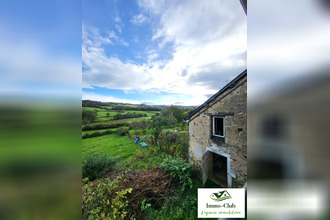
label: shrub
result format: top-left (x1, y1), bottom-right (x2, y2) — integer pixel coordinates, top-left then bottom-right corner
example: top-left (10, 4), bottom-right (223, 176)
top-left (82, 122), bottom-right (130, 131)
top-left (82, 153), bottom-right (117, 181)
top-left (82, 130), bottom-right (114, 139)
top-left (160, 156), bottom-right (192, 192)
top-left (82, 109), bottom-right (97, 125)
top-left (116, 126), bottom-right (129, 136)
top-left (82, 176), bottom-right (132, 220)
top-left (157, 131), bottom-right (188, 159)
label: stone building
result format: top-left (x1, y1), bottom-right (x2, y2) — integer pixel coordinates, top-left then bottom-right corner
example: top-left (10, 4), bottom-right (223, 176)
top-left (184, 70), bottom-right (247, 187)
top-left (248, 69), bottom-right (330, 181)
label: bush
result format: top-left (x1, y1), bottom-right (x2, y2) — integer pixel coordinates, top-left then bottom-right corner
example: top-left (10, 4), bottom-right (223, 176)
top-left (82, 122), bottom-right (130, 131)
top-left (82, 176), bottom-right (132, 220)
top-left (82, 130), bottom-right (114, 139)
top-left (160, 156), bottom-right (192, 192)
top-left (116, 126), bottom-right (129, 136)
top-left (82, 109), bottom-right (97, 125)
top-left (157, 131), bottom-right (188, 159)
top-left (82, 153), bottom-right (117, 181)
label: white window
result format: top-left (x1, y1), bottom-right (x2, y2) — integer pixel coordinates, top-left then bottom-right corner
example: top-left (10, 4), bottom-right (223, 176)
top-left (213, 116), bottom-right (225, 137)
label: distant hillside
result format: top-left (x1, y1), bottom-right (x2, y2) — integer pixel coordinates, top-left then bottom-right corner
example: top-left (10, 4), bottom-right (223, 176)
top-left (82, 100), bottom-right (197, 109)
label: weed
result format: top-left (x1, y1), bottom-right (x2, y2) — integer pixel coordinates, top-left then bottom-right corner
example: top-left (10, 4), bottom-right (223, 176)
top-left (160, 156), bottom-right (192, 192)
top-left (82, 176), bottom-right (133, 220)
top-left (82, 153), bottom-right (117, 181)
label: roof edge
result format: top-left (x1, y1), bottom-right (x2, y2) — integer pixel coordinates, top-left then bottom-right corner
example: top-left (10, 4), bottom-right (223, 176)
top-left (184, 69), bottom-right (247, 121)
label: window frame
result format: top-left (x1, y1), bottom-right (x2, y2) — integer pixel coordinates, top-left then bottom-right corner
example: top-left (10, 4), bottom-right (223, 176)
top-left (212, 116), bottom-right (225, 139)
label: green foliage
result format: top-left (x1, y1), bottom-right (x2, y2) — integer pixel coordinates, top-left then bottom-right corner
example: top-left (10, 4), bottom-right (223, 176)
top-left (82, 122), bottom-right (130, 131)
top-left (116, 126), bottom-right (129, 136)
top-left (167, 105), bottom-right (186, 123)
top-left (129, 119), bottom-right (149, 130)
top-left (151, 126), bottom-right (162, 146)
top-left (82, 109), bottom-right (97, 125)
top-left (185, 107), bottom-right (196, 117)
top-left (160, 156), bottom-right (192, 192)
top-left (158, 130), bottom-right (189, 159)
top-left (150, 105), bottom-right (186, 129)
top-left (111, 105), bottom-right (161, 111)
top-left (141, 189), bottom-right (198, 220)
top-left (151, 110), bottom-right (176, 128)
top-left (140, 198), bottom-right (151, 212)
top-left (126, 148), bottom-right (167, 171)
top-left (82, 176), bottom-right (132, 220)
top-left (82, 153), bottom-right (117, 181)
top-left (82, 129), bottom-right (114, 139)
top-left (113, 112), bottom-right (147, 120)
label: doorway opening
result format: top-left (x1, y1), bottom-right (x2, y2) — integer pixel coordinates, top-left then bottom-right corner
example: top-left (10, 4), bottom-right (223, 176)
top-left (202, 149), bottom-right (231, 187)
top-left (210, 153), bottom-right (228, 186)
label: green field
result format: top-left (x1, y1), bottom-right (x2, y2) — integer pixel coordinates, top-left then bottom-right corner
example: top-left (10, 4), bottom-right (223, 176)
top-left (88, 116), bottom-right (151, 126)
top-left (83, 106), bottom-right (160, 123)
top-left (82, 133), bottom-right (166, 169)
top-left (82, 134), bottom-right (137, 160)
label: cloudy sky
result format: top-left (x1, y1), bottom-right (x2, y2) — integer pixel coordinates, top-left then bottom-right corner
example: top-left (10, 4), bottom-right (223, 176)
top-left (82, 0), bottom-right (247, 106)
top-left (248, 0), bottom-right (330, 102)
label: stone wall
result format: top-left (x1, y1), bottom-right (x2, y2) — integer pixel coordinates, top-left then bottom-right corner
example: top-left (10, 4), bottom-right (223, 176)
top-left (188, 76), bottom-right (247, 187)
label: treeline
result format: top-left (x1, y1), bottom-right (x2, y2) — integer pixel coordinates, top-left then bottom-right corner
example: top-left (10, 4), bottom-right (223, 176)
top-left (82, 100), bottom-right (112, 108)
top-left (113, 112), bottom-right (147, 120)
top-left (82, 122), bottom-right (130, 131)
top-left (111, 106), bottom-right (162, 111)
top-left (82, 130), bottom-right (114, 139)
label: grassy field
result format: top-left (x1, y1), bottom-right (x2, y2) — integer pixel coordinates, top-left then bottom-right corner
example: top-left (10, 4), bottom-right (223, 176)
top-left (83, 106), bottom-right (160, 123)
top-left (88, 116), bottom-right (151, 126)
top-left (82, 133), bottom-right (166, 169)
top-left (82, 134), bottom-right (137, 162)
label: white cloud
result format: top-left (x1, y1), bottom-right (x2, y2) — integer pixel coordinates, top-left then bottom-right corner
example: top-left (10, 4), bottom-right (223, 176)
top-left (83, 0), bottom-right (246, 105)
top-left (131, 13), bottom-right (149, 24)
top-left (115, 24), bottom-right (122, 33)
top-left (248, 0), bottom-right (330, 99)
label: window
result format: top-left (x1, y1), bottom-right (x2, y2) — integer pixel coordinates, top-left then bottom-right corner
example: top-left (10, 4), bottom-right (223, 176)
top-left (262, 115), bottom-right (284, 139)
top-left (212, 116), bottom-right (225, 137)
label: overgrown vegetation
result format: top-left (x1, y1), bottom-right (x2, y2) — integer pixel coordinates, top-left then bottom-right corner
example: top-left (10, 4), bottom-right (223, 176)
top-left (81, 101), bottom-right (218, 220)
top-left (82, 153), bottom-right (117, 181)
top-left (158, 130), bottom-right (189, 159)
top-left (82, 176), bottom-right (133, 220)
top-left (160, 156), bottom-right (193, 192)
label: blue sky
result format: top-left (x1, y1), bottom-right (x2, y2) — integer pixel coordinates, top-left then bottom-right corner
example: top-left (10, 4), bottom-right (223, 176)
top-left (0, 0), bottom-right (81, 101)
top-left (82, 0), bottom-right (247, 106)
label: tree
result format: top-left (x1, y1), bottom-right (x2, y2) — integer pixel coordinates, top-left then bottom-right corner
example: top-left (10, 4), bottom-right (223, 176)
top-left (151, 108), bottom-right (177, 128)
top-left (106, 112), bottom-right (110, 117)
top-left (168, 105), bottom-right (186, 123)
top-left (152, 126), bottom-right (162, 146)
top-left (82, 110), bottom-right (97, 125)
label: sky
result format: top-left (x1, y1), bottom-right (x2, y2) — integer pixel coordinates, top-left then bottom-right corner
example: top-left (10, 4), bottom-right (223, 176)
top-left (248, 0), bottom-right (330, 102)
top-left (0, 0), bottom-right (81, 103)
top-left (82, 0), bottom-right (247, 106)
